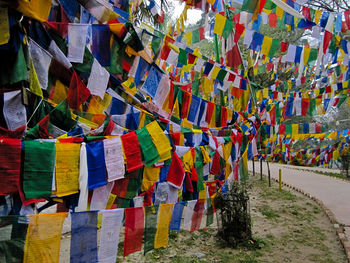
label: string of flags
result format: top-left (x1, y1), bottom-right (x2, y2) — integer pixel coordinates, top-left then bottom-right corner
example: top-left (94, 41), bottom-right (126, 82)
top-left (0, 0), bottom-right (350, 261)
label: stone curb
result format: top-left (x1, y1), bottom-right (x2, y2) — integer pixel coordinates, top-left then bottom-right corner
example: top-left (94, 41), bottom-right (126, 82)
top-left (254, 172), bottom-right (350, 262)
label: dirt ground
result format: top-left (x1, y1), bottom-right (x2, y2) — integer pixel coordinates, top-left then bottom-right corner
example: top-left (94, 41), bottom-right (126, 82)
top-left (59, 174), bottom-right (347, 262)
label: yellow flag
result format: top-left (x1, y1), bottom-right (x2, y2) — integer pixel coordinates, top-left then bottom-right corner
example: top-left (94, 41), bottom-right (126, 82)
top-left (223, 142), bottom-right (232, 162)
top-left (314, 10), bottom-right (323, 24)
top-left (87, 93), bottom-right (112, 114)
top-left (55, 142), bottom-right (80, 197)
top-left (333, 148), bottom-right (340, 160)
top-left (50, 80), bottom-right (68, 104)
top-left (154, 203), bottom-right (174, 249)
top-left (303, 47), bottom-right (310, 63)
top-left (182, 150), bottom-right (194, 173)
top-left (292, 124), bottom-right (298, 135)
top-left (23, 213), bottom-right (67, 263)
top-left (17, 0), bottom-right (53, 22)
top-left (202, 78), bottom-right (213, 94)
top-left (106, 193), bottom-right (117, 209)
top-left (276, 6), bottom-right (284, 19)
top-left (200, 146), bottom-right (212, 163)
top-left (146, 121), bottom-right (172, 162)
top-left (209, 106), bottom-right (216, 127)
top-left (172, 98), bottom-right (180, 118)
top-left (29, 59), bottom-right (43, 98)
top-left (261, 36), bottom-right (272, 56)
top-left (316, 98), bottom-right (325, 115)
top-left (142, 166), bottom-right (160, 191)
top-left (213, 13), bottom-right (226, 36)
top-left (180, 14), bottom-right (185, 31)
top-left (209, 66), bottom-right (221, 80)
top-left (263, 88), bottom-right (269, 99)
top-left (186, 32), bottom-right (192, 46)
top-left (0, 4), bottom-right (10, 45)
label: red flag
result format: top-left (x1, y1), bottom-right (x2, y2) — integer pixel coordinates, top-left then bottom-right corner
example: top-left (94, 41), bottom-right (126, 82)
top-left (121, 131), bottom-right (143, 172)
top-left (124, 207), bottom-right (145, 258)
top-left (166, 152), bottom-right (185, 188)
top-left (270, 106), bottom-right (275, 126)
top-left (226, 43), bottom-right (242, 69)
top-left (160, 36), bottom-right (175, 60)
top-left (0, 125), bottom-right (26, 138)
top-left (190, 199), bottom-right (205, 232)
top-left (234, 24), bottom-right (245, 43)
top-left (315, 122), bottom-right (322, 133)
top-left (221, 106), bottom-right (228, 127)
top-left (205, 101), bottom-right (215, 124)
top-left (323, 30), bottom-right (333, 54)
top-left (281, 42), bottom-right (288, 52)
top-left (199, 27), bottom-right (205, 40)
top-left (0, 139), bottom-right (21, 195)
top-left (210, 151), bottom-right (221, 176)
top-left (345, 10), bottom-right (350, 30)
top-left (302, 6), bottom-right (311, 20)
top-left (67, 71), bottom-right (91, 110)
top-left (184, 173), bottom-right (194, 193)
top-left (269, 13), bottom-right (277, 27)
top-left (181, 91), bottom-right (191, 119)
top-left (111, 177), bottom-right (130, 198)
top-left (279, 124), bottom-right (285, 135)
top-left (301, 98), bottom-right (309, 116)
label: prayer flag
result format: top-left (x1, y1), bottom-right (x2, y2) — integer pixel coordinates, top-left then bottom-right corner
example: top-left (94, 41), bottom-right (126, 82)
top-left (124, 207), bottom-right (145, 257)
top-left (146, 121), bottom-right (172, 162)
top-left (55, 142), bottom-right (80, 197)
top-left (136, 128), bottom-right (160, 167)
top-left (86, 141), bottom-right (107, 190)
top-left (87, 58), bottom-right (109, 99)
top-left (167, 152), bottom-right (185, 189)
top-left (23, 213), bottom-right (67, 263)
top-left (77, 143), bottom-right (89, 212)
top-left (213, 13), bottom-right (226, 36)
top-left (70, 211), bottom-right (98, 263)
top-left (183, 200), bottom-right (196, 230)
top-left (23, 141), bottom-right (55, 200)
top-left (103, 137), bottom-right (125, 182)
top-left (190, 199), bottom-right (205, 232)
top-left (91, 25), bottom-right (111, 66)
top-left (98, 209), bottom-right (124, 263)
top-left (142, 166), bottom-right (160, 192)
top-left (169, 202), bottom-right (186, 231)
top-left (0, 139), bottom-right (21, 195)
top-left (17, 0), bottom-right (53, 22)
top-left (67, 24), bottom-right (89, 63)
top-left (154, 203), bottom-right (174, 249)
top-left (121, 131), bottom-right (143, 172)
top-left (67, 71), bottom-right (91, 110)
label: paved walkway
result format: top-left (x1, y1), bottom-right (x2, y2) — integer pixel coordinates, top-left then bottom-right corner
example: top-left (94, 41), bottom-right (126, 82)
top-left (248, 161), bottom-right (350, 227)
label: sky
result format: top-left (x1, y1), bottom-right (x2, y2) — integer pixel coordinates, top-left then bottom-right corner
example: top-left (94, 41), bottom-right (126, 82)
top-left (171, 1), bottom-right (203, 26)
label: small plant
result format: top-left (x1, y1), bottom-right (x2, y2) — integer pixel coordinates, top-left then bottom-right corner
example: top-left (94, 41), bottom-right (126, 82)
top-left (214, 181), bottom-right (252, 247)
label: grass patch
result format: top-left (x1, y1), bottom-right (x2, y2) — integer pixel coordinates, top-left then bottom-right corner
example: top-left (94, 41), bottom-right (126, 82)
top-left (259, 204), bottom-right (280, 220)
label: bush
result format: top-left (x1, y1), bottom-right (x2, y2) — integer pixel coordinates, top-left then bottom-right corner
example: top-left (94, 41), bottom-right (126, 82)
top-left (214, 181), bottom-right (252, 247)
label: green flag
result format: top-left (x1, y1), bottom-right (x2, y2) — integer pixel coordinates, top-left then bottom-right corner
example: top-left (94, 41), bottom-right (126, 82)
top-left (136, 127), bottom-right (160, 167)
top-left (192, 29), bottom-right (200, 44)
top-left (178, 49), bottom-right (188, 65)
top-left (23, 141), bottom-right (56, 200)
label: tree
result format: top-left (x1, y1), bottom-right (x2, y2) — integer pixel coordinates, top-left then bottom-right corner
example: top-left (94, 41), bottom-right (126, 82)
top-left (304, 0), bottom-right (349, 12)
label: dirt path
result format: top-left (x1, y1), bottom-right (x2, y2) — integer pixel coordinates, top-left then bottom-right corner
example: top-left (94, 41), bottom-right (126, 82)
top-left (248, 162), bottom-right (350, 227)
